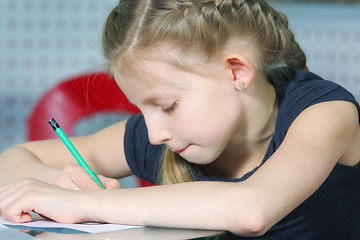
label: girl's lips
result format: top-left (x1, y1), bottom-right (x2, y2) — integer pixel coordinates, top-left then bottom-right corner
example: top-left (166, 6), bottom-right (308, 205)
top-left (174, 144), bottom-right (190, 154)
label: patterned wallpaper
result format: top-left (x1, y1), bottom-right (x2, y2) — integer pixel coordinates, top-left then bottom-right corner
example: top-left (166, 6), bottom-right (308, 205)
top-left (0, 0), bottom-right (116, 150)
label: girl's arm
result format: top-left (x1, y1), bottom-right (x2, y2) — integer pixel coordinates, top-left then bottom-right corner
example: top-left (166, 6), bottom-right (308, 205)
top-left (81, 100), bottom-right (359, 235)
top-left (0, 120), bottom-right (131, 186)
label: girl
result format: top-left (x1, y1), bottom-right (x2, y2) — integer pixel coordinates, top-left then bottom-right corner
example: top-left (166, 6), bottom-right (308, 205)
top-left (0, 0), bottom-right (359, 239)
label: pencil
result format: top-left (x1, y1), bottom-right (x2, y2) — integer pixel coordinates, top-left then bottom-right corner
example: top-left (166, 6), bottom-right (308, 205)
top-left (48, 118), bottom-right (105, 189)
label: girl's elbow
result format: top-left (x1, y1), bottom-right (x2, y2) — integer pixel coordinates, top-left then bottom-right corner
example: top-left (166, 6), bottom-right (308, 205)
top-left (228, 212), bottom-right (269, 237)
top-left (226, 187), bottom-right (271, 237)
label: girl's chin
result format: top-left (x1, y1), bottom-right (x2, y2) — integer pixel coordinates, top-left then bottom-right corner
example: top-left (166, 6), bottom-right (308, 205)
top-left (177, 145), bottom-right (219, 165)
top-left (181, 155), bottom-right (217, 165)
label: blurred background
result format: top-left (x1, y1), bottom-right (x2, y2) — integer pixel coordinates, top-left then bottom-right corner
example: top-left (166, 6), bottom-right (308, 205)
top-left (0, 0), bottom-right (117, 151)
top-left (0, 0), bottom-right (359, 168)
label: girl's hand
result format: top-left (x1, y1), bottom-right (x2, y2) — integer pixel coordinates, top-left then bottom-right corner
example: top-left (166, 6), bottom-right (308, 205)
top-left (0, 179), bottom-right (88, 223)
top-left (54, 164), bottom-right (120, 190)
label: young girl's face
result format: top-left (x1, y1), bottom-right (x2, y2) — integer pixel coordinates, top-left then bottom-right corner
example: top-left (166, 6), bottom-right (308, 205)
top-left (114, 54), bottom-right (246, 165)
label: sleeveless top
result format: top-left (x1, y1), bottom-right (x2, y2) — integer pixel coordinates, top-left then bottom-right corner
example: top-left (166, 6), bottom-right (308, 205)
top-left (124, 69), bottom-right (360, 239)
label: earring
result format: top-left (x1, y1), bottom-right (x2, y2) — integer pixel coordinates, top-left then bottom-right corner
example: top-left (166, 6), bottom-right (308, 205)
top-left (235, 82), bottom-right (246, 91)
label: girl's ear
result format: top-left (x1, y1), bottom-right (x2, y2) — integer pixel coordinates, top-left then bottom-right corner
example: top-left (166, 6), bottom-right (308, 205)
top-left (224, 54), bottom-right (255, 91)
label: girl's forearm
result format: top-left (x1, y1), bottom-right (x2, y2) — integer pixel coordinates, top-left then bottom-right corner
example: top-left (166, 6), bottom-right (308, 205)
top-left (0, 146), bottom-right (60, 185)
top-left (83, 181), bottom-right (265, 237)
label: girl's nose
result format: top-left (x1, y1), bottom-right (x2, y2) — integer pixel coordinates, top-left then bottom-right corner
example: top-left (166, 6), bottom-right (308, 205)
top-left (144, 114), bottom-right (172, 145)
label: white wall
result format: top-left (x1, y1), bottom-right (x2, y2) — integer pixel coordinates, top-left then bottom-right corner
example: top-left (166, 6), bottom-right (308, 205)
top-left (1, 1), bottom-right (359, 152)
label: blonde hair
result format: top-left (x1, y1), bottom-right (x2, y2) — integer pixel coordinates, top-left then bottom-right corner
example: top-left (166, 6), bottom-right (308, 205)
top-left (102, 0), bottom-right (307, 184)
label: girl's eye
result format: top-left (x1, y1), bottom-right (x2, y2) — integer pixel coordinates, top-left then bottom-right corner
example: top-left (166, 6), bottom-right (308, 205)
top-left (161, 101), bottom-right (177, 113)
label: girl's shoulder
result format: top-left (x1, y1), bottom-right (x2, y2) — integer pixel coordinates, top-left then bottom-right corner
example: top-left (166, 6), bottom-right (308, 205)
top-left (276, 69), bottom-right (360, 131)
top-left (282, 69), bottom-right (357, 107)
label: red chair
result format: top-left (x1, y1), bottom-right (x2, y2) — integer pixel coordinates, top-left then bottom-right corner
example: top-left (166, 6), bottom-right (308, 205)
top-left (27, 71), bottom-right (154, 187)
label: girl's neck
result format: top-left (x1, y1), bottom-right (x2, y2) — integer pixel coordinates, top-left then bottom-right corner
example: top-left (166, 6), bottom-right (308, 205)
top-left (203, 81), bottom-right (278, 179)
top-left (231, 77), bottom-right (278, 152)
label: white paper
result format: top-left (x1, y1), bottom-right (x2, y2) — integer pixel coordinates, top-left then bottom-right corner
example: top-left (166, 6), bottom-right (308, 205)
top-left (0, 215), bottom-right (142, 234)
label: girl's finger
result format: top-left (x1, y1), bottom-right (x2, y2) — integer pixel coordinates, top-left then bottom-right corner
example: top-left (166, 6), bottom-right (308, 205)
top-left (4, 195), bottom-right (37, 223)
top-left (0, 180), bottom-right (35, 216)
top-left (98, 176), bottom-right (121, 189)
top-left (0, 189), bottom-right (34, 223)
top-left (0, 182), bottom-right (17, 193)
top-left (53, 173), bottom-right (81, 190)
top-left (63, 164), bottom-right (103, 190)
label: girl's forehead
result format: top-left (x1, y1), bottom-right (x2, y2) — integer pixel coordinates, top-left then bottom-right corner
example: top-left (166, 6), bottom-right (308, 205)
top-left (116, 59), bottom-right (182, 88)
top-left (112, 59), bottom-right (194, 105)
top-left (113, 67), bottom-right (188, 108)
top-left (118, 44), bottom-right (221, 75)
top-left (114, 48), bottom-right (212, 88)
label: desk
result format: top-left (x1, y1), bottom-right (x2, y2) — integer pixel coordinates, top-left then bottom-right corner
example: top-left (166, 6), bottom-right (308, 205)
top-left (1, 224), bottom-right (228, 240)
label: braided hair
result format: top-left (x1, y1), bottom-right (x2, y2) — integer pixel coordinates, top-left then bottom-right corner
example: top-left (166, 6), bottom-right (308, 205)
top-left (102, 0), bottom-right (308, 184)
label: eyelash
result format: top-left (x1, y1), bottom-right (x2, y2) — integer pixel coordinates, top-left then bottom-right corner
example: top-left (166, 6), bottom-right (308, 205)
top-left (162, 101), bottom-right (177, 113)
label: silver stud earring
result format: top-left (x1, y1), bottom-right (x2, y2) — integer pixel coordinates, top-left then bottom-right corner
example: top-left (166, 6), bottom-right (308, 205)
top-left (235, 82), bottom-right (246, 91)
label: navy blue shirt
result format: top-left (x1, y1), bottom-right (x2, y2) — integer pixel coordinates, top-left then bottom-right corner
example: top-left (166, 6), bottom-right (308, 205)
top-left (124, 69), bottom-right (360, 239)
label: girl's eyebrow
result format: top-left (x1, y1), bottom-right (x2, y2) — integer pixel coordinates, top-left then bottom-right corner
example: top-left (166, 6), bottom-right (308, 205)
top-left (143, 93), bottom-right (178, 105)
top-left (142, 95), bottom-right (164, 105)
top-left (127, 95), bottom-right (162, 106)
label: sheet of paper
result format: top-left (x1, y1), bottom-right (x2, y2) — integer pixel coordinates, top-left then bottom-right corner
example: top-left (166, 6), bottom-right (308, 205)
top-left (0, 215), bottom-right (142, 234)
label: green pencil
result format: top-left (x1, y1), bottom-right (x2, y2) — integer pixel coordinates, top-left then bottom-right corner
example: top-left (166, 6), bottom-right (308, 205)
top-left (48, 118), bottom-right (105, 189)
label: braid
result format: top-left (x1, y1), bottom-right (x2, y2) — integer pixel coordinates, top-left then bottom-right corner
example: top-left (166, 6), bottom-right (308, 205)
top-left (138, 0), bottom-right (307, 78)
top-left (102, 0), bottom-right (308, 184)
top-left (142, 0), bottom-right (231, 59)
top-left (216, 0), bottom-right (307, 84)
top-left (244, 1), bottom-right (307, 66)
top-left (102, 0), bottom-right (150, 69)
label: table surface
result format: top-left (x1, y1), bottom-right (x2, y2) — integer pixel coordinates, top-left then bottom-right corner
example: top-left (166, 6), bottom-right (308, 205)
top-left (1, 224), bottom-right (228, 240)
